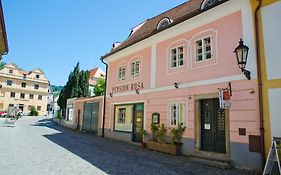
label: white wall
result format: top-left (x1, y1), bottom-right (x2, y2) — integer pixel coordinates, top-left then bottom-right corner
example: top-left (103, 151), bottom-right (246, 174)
top-left (268, 88), bottom-right (281, 138)
top-left (261, 1), bottom-right (281, 80)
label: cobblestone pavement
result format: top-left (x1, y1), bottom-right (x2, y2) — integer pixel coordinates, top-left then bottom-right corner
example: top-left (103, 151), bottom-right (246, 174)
top-left (0, 116), bottom-right (255, 175)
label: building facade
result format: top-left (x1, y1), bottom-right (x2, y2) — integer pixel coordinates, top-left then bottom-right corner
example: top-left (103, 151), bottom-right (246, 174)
top-left (0, 63), bottom-right (49, 115)
top-left (253, 0), bottom-right (281, 157)
top-left (102, 0), bottom-right (262, 171)
top-left (88, 67), bottom-right (105, 96)
top-left (0, 0), bottom-right (8, 58)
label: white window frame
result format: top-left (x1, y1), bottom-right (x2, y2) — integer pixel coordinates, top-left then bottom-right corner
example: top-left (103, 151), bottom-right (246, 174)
top-left (117, 108), bottom-right (126, 124)
top-left (118, 66), bottom-right (126, 81)
top-left (131, 60), bottom-right (140, 77)
top-left (169, 102), bottom-right (185, 126)
top-left (195, 36), bottom-right (212, 62)
top-left (170, 46), bottom-right (184, 68)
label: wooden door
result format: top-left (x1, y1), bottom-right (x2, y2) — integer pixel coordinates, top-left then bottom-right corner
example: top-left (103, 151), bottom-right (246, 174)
top-left (200, 98), bottom-right (226, 154)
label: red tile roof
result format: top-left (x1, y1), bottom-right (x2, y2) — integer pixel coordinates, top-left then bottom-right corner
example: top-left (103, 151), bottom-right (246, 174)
top-left (102, 0), bottom-right (228, 59)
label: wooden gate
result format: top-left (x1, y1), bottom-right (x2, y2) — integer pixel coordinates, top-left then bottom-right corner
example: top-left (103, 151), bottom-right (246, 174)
top-left (82, 102), bottom-right (99, 134)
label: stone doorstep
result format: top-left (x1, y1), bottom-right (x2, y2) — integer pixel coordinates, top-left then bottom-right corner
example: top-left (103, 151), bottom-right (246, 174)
top-left (189, 156), bottom-right (233, 170)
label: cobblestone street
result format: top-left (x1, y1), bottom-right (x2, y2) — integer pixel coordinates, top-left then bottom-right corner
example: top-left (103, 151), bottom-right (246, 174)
top-left (0, 117), bottom-right (254, 175)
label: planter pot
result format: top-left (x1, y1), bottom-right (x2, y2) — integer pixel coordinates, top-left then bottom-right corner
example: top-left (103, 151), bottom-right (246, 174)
top-left (147, 140), bottom-right (182, 155)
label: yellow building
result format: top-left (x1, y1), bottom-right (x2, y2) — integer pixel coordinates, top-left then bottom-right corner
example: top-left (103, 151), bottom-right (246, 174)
top-left (0, 0), bottom-right (8, 57)
top-left (0, 63), bottom-right (49, 115)
top-left (251, 0), bottom-right (281, 159)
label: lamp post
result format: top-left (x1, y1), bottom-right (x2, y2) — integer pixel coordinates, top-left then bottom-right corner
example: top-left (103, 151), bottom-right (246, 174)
top-left (234, 39), bottom-right (251, 80)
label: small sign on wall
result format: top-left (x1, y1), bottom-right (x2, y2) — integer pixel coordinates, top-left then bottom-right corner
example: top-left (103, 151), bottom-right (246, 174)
top-left (152, 113), bottom-right (160, 124)
top-left (219, 89), bottom-right (231, 109)
top-left (204, 124), bottom-right (211, 130)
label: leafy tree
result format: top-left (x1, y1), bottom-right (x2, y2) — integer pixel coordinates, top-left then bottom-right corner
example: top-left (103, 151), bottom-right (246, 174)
top-left (29, 106), bottom-right (39, 116)
top-left (0, 61), bottom-right (6, 70)
top-left (57, 62), bottom-right (90, 115)
top-left (93, 77), bottom-right (105, 96)
top-left (78, 70), bottom-right (89, 97)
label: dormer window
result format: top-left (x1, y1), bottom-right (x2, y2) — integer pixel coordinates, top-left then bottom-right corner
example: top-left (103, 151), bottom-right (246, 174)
top-left (9, 69), bottom-right (13, 74)
top-left (36, 74), bottom-right (40, 79)
top-left (201, 0), bottom-right (219, 10)
top-left (157, 17), bottom-right (173, 30)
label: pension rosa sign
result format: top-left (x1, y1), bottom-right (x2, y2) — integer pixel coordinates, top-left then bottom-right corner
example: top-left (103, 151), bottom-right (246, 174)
top-left (111, 82), bottom-right (144, 93)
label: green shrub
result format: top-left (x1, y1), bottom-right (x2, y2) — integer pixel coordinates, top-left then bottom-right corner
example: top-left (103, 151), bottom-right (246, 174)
top-left (157, 123), bottom-right (167, 142)
top-left (150, 123), bottom-right (159, 141)
top-left (170, 123), bottom-right (186, 144)
top-left (56, 110), bottom-right (62, 119)
top-left (29, 106), bottom-right (39, 116)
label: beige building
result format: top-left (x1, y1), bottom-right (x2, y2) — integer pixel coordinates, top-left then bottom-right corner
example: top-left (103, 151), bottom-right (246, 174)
top-left (0, 63), bottom-right (49, 115)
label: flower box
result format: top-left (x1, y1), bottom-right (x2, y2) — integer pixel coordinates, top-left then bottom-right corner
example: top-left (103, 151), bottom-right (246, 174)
top-left (146, 140), bottom-right (182, 155)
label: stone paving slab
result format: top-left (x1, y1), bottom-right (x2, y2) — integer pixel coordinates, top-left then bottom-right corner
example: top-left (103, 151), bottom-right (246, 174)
top-left (0, 116), bottom-right (258, 175)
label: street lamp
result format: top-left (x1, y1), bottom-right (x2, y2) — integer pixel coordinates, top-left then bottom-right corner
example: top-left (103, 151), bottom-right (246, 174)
top-left (234, 39), bottom-right (251, 80)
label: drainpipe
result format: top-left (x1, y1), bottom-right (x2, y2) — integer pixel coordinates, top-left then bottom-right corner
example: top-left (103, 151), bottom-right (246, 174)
top-left (100, 57), bottom-right (108, 137)
top-left (254, 0), bottom-right (265, 168)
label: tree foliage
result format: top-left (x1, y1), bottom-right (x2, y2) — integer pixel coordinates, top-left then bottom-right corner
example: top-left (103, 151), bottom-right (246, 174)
top-left (0, 61), bottom-right (6, 70)
top-left (93, 77), bottom-right (105, 96)
top-left (58, 62), bottom-right (89, 111)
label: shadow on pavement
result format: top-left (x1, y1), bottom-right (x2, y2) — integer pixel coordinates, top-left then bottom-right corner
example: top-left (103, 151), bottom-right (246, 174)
top-left (31, 118), bottom-right (252, 175)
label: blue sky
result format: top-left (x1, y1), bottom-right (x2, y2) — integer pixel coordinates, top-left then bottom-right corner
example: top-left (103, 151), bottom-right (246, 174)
top-left (2, 0), bottom-right (187, 86)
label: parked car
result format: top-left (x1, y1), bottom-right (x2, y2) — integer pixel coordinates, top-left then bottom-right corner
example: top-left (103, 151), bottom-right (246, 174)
top-left (0, 111), bottom-right (7, 118)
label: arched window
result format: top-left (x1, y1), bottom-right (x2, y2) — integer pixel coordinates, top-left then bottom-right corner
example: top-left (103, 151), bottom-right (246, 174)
top-left (201, 0), bottom-right (219, 10)
top-left (157, 17), bottom-right (173, 30)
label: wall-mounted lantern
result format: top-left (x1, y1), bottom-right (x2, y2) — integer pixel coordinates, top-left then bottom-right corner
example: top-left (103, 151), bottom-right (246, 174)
top-left (136, 89), bottom-right (139, 94)
top-left (234, 39), bottom-right (251, 80)
top-left (109, 92), bottom-right (113, 98)
top-left (174, 82), bottom-right (179, 89)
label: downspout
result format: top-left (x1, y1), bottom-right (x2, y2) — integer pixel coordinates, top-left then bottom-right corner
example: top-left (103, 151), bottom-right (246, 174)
top-left (100, 57), bottom-right (108, 137)
top-left (254, 0), bottom-right (265, 168)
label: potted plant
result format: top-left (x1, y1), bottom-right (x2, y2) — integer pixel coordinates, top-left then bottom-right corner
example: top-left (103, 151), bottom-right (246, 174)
top-left (147, 123), bottom-right (184, 155)
top-left (157, 123), bottom-right (167, 143)
top-left (170, 123), bottom-right (186, 144)
top-left (139, 128), bottom-right (147, 148)
top-left (150, 123), bottom-right (159, 141)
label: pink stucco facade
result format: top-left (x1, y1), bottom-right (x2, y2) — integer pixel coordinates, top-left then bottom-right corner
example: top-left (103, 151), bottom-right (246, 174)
top-left (103, 2), bottom-right (261, 171)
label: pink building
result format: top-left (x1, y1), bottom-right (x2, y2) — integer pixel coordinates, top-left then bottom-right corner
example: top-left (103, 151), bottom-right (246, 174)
top-left (102, 0), bottom-right (261, 171)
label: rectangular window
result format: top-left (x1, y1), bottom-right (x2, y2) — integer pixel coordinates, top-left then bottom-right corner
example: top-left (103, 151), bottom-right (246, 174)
top-left (9, 104), bottom-right (14, 107)
top-left (10, 92), bottom-right (15, 98)
top-left (28, 105), bottom-right (33, 110)
top-left (20, 93), bottom-right (25, 99)
top-left (29, 94), bottom-right (34, 99)
top-left (37, 106), bottom-right (41, 111)
top-left (171, 46), bottom-right (184, 68)
top-left (117, 108), bottom-right (126, 124)
top-left (36, 74), bottom-right (40, 78)
top-left (22, 82), bottom-right (26, 88)
top-left (0, 103), bottom-right (3, 109)
top-left (196, 36), bottom-right (212, 62)
top-left (131, 61), bottom-right (140, 77)
top-left (9, 69), bottom-right (13, 74)
top-left (170, 103), bottom-right (185, 126)
top-left (34, 84), bottom-right (39, 89)
top-left (118, 66), bottom-right (126, 80)
top-left (38, 95), bottom-right (42, 100)
top-left (7, 80), bottom-right (13, 86)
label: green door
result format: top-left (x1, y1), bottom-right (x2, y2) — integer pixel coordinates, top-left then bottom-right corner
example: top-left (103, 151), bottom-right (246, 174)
top-left (200, 98), bottom-right (226, 154)
top-left (132, 103), bottom-right (144, 143)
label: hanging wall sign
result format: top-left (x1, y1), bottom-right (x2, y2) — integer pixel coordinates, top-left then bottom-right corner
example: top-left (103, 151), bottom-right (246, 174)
top-left (219, 89), bottom-right (231, 109)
